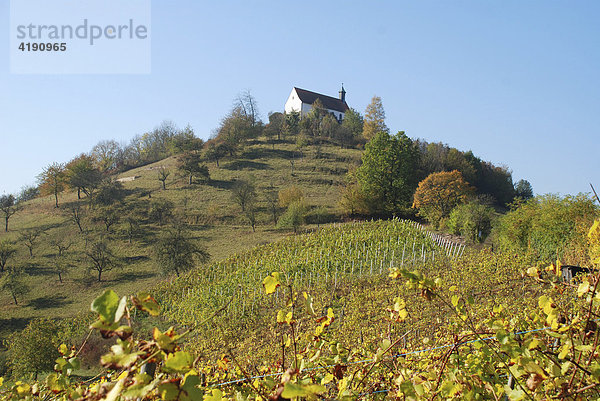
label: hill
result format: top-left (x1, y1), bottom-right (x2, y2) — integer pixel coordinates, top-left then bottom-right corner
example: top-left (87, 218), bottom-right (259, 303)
top-left (0, 137), bottom-right (361, 340)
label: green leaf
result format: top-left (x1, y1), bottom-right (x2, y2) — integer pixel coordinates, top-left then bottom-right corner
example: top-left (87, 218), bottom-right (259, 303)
top-left (204, 389), bottom-right (223, 401)
top-left (91, 289), bottom-right (120, 323)
top-left (162, 351), bottom-right (194, 374)
top-left (451, 295), bottom-right (459, 307)
top-left (263, 272), bottom-right (281, 294)
top-left (281, 382), bottom-right (326, 399)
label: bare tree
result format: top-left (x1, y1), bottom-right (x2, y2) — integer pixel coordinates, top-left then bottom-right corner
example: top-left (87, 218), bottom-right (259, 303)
top-left (158, 166), bottom-right (170, 190)
top-left (19, 228), bottom-right (45, 257)
top-left (86, 238), bottom-right (118, 282)
top-left (231, 179), bottom-right (257, 213)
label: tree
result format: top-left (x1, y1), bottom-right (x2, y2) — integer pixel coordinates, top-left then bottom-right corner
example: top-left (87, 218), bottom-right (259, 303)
top-left (69, 204), bottom-right (85, 233)
top-left (1, 266), bottom-right (29, 305)
top-left (38, 162), bottom-right (66, 208)
top-left (91, 140), bottom-right (123, 172)
top-left (50, 237), bottom-right (72, 282)
top-left (204, 142), bottom-right (226, 167)
top-left (0, 240), bottom-right (16, 272)
top-left (158, 166), bottom-right (170, 190)
top-left (283, 111), bottom-right (300, 140)
top-left (277, 200), bottom-right (308, 233)
top-left (355, 131), bottom-right (420, 214)
top-left (264, 190), bottom-right (280, 225)
top-left (0, 194), bottom-right (19, 231)
top-left (19, 228), bottom-right (45, 257)
top-left (265, 112), bottom-right (284, 148)
top-left (231, 179), bottom-right (257, 213)
top-left (16, 185), bottom-right (39, 203)
top-left (178, 153), bottom-right (209, 185)
top-left (86, 238), bottom-right (118, 281)
top-left (362, 96), bottom-right (388, 140)
top-left (412, 170), bottom-right (474, 227)
top-left (65, 154), bottom-right (102, 200)
top-left (154, 225), bottom-right (209, 276)
top-left (148, 199), bottom-right (174, 226)
top-left (7, 319), bottom-right (62, 379)
top-left (214, 93), bottom-right (262, 156)
top-left (341, 108), bottom-right (364, 140)
top-left (515, 179), bottom-right (534, 200)
top-left (447, 199), bottom-right (496, 243)
top-left (94, 179), bottom-right (125, 206)
top-left (93, 206), bottom-right (120, 232)
top-left (339, 179), bottom-right (368, 216)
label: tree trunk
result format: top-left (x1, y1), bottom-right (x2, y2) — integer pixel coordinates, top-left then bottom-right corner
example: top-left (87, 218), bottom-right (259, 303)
top-left (162, 181), bottom-right (166, 190)
top-left (77, 188), bottom-right (81, 199)
top-left (189, 174), bottom-right (192, 185)
top-left (54, 192), bottom-right (59, 208)
top-left (5, 217), bottom-right (8, 232)
top-left (12, 292), bottom-right (18, 305)
top-left (98, 269), bottom-right (102, 282)
top-left (58, 272), bottom-right (62, 283)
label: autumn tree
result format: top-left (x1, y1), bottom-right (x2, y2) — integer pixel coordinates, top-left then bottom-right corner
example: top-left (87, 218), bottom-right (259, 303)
top-left (412, 170), bottom-right (474, 227)
top-left (0, 194), bottom-right (19, 231)
top-left (38, 162), bottom-right (66, 208)
top-left (362, 96), bottom-right (388, 140)
top-left (154, 225), bottom-right (209, 276)
top-left (355, 131), bottom-right (420, 215)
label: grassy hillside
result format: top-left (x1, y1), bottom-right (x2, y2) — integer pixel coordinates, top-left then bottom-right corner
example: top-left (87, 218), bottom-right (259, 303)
top-left (0, 138), bottom-right (361, 338)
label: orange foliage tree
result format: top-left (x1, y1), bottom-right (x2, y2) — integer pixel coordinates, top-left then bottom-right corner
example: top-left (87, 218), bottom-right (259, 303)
top-left (412, 170), bottom-right (473, 227)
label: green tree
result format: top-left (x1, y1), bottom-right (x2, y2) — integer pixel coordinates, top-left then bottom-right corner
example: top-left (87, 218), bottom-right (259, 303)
top-left (94, 179), bottom-right (125, 206)
top-left (355, 131), bottom-right (420, 214)
top-left (204, 142), bottom-right (227, 167)
top-left (50, 237), bottom-right (72, 283)
top-left (514, 179), bottom-right (534, 200)
top-left (277, 200), bottom-right (308, 233)
top-left (447, 200), bottom-right (496, 243)
top-left (412, 170), bottom-right (474, 227)
top-left (265, 112), bottom-right (284, 147)
top-left (149, 199), bottom-right (174, 226)
top-left (0, 194), bottom-right (19, 232)
top-left (362, 96), bottom-right (388, 140)
top-left (178, 152), bottom-right (209, 185)
top-left (7, 319), bottom-right (62, 379)
top-left (0, 240), bottom-right (16, 273)
top-left (155, 225), bottom-right (209, 276)
top-left (1, 266), bottom-right (29, 305)
top-left (65, 154), bottom-right (102, 200)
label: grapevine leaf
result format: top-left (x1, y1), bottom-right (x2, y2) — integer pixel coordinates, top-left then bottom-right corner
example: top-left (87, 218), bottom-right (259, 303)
top-left (263, 272), bottom-right (281, 294)
top-left (281, 382), bottom-right (325, 398)
top-left (162, 351), bottom-right (194, 374)
top-left (91, 289), bottom-right (120, 323)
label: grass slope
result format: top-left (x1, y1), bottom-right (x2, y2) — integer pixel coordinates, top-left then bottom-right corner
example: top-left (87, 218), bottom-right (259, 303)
top-left (0, 138), bottom-right (361, 338)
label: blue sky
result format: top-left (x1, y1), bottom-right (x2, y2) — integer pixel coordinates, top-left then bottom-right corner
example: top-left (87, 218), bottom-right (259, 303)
top-left (1, 1), bottom-right (599, 197)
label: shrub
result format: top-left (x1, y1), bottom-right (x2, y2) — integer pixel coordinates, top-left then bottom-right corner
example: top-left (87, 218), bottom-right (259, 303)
top-left (278, 185), bottom-right (304, 208)
top-left (492, 194), bottom-right (599, 263)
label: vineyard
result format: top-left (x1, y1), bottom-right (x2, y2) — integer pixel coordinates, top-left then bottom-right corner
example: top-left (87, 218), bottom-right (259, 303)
top-left (3, 217), bottom-right (600, 400)
top-left (153, 219), bottom-right (542, 369)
